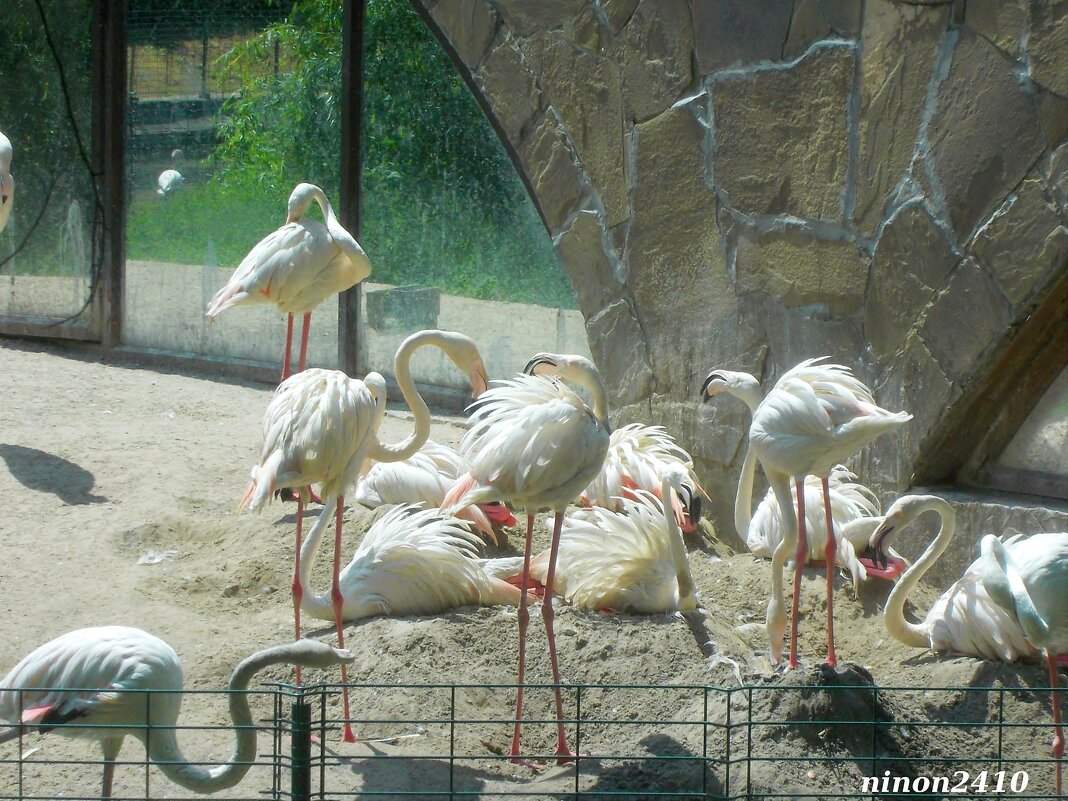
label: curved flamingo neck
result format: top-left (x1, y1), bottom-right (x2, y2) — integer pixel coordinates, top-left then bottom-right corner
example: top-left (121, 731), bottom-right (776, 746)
top-left (662, 475), bottom-right (696, 605)
top-left (883, 497), bottom-right (956, 649)
top-left (734, 446), bottom-right (758, 542)
top-left (297, 496), bottom-right (343, 620)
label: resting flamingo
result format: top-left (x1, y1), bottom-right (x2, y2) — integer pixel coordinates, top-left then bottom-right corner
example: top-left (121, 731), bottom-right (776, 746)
top-left (0, 627), bottom-right (353, 798)
top-left (581, 423), bottom-right (704, 535)
top-left (442, 353), bottom-right (611, 765)
top-left (298, 502), bottom-right (520, 622)
top-left (206, 183), bottom-right (371, 380)
top-left (0, 130), bottom-right (13, 234)
top-left (240, 329), bottom-right (488, 740)
top-left (353, 440), bottom-right (516, 544)
top-left (702, 359), bottom-right (911, 668)
top-left (492, 464), bottom-right (698, 614)
top-left (980, 530), bottom-right (1068, 796)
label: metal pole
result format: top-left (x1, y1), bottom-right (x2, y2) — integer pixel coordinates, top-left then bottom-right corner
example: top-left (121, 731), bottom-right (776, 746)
top-left (338, 0), bottom-right (366, 376)
top-left (290, 699), bottom-right (312, 801)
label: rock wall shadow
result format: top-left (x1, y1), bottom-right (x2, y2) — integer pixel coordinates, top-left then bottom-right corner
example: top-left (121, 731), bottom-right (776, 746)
top-left (0, 444), bottom-right (106, 505)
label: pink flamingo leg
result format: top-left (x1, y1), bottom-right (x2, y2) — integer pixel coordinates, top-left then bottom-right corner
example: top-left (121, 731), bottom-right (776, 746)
top-left (509, 514), bottom-right (536, 765)
top-left (292, 498), bottom-right (304, 685)
top-left (281, 313), bottom-right (295, 381)
top-left (102, 759), bottom-right (115, 799)
top-left (822, 476), bottom-right (838, 668)
top-left (297, 312), bottom-right (312, 373)
top-left (330, 496), bottom-right (357, 743)
top-left (542, 511), bottom-right (575, 764)
top-left (1049, 652), bottom-right (1064, 796)
top-left (789, 477), bottom-right (807, 669)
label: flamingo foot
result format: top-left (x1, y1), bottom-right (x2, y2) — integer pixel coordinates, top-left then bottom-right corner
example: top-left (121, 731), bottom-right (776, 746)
top-left (342, 724), bottom-right (357, 744)
top-left (509, 754), bottom-right (546, 771)
top-left (555, 744), bottom-right (576, 765)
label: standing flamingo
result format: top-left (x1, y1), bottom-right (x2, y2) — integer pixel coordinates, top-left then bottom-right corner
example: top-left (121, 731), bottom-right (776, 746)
top-left (581, 423), bottom-right (704, 535)
top-left (0, 130), bottom-right (13, 234)
top-left (492, 464), bottom-right (698, 614)
top-left (353, 440), bottom-right (517, 543)
top-left (206, 183), bottom-right (371, 380)
top-left (240, 329), bottom-right (488, 741)
top-left (0, 627), bottom-right (353, 798)
top-left (702, 359), bottom-right (911, 668)
top-left (980, 530), bottom-right (1068, 795)
top-left (297, 502), bottom-right (521, 622)
top-left (442, 353), bottom-right (611, 765)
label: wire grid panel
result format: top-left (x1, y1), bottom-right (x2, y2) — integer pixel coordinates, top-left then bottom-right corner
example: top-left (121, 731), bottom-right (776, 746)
top-left (0, 684), bottom-right (285, 801)
top-left (0, 680), bottom-right (1062, 799)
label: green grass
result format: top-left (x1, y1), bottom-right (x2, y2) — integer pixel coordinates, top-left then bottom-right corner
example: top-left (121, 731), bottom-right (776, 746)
top-left (126, 180), bottom-right (577, 309)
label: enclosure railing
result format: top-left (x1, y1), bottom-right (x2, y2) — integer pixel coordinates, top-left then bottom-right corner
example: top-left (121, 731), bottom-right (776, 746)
top-left (0, 679), bottom-right (1061, 800)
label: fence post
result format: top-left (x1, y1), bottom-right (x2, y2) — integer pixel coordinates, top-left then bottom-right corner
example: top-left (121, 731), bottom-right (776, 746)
top-left (290, 699), bottom-right (312, 801)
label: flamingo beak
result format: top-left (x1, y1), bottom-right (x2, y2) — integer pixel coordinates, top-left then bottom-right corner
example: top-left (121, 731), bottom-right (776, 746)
top-left (860, 522), bottom-right (907, 579)
top-left (1, 194), bottom-right (7, 205)
top-left (524, 354), bottom-right (557, 376)
top-left (700, 371), bottom-right (727, 401)
top-left (469, 361), bottom-right (489, 399)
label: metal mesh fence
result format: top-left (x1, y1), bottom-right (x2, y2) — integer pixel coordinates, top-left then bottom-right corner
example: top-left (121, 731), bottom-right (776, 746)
top-left (0, 679), bottom-right (1062, 800)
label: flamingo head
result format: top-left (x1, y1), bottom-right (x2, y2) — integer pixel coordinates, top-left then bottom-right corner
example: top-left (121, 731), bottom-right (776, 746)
top-left (700, 369), bottom-right (762, 406)
top-left (862, 495), bottom-right (930, 580)
top-left (285, 182), bottom-right (325, 224)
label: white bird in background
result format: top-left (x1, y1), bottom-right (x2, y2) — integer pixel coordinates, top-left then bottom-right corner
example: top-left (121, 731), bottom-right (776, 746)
top-left (298, 502), bottom-right (521, 622)
top-left (980, 530), bottom-right (1068, 796)
top-left (747, 464), bottom-right (884, 589)
top-left (442, 353), bottom-right (611, 765)
top-left (240, 329), bottom-right (488, 741)
top-left (0, 627), bottom-right (353, 799)
top-left (866, 494), bottom-right (1036, 662)
top-left (156, 169), bottom-right (184, 196)
top-left (492, 464), bottom-right (699, 615)
top-left (206, 182), bottom-right (372, 381)
top-left (0, 129), bottom-right (14, 234)
top-left (702, 359), bottom-right (911, 669)
top-left (581, 423), bottom-right (704, 535)
top-left (353, 439), bottom-right (517, 544)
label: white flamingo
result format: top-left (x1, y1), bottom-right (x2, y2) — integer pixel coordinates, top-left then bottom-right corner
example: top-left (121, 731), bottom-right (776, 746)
top-left (980, 530), bottom-right (1068, 796)
top-left (298, 502), bottom-right (521, 622)
top-left (442, 353), bottom-right (610, 765)
top-left (581, 423), bottom-right (704, 535)
top-left (0, 130), bottom-right (13, 234)
top-left (866, 494), bottom-right (1036, 661)
top-left (157, 149), bottom-right (184, 197)
top-left (0, 627), bottom-right (353, 798)
top-left (491, 465), bottom-right (698, 615)
top-left (240, 329), bottom-right (488, 740)
top-left (702, 359), bottom-right (911, 668)
top-left (206, 183), bottom-right (371, 380)
top-left (353, 440), bottom-right (516, 544)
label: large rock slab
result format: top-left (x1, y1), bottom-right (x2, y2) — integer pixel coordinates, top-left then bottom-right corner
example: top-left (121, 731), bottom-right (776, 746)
top-left (918, 258), bottom-right (1012, 383)
top-left (617, 0), bottom-right (693, 122)
top-left (865, 201), bottom-right (958, 361)
top-left (734, 227), bottom-right (869, 318)
top-left (585, 299), bottom-right (654, 405)
top-left (520, 34), bottom-right (628, 227)
top-left (925, 29), bottom-right (1046, 241)
top-left (711, 43), bottom-right (855, 222)
top-left (519, 110), bottom-right (587, 234)
top-left (476, 35), bottom-right (542, 146)
top-left (625, 97), bottom-right (730, 393)
top-left (855, 0), bottom-right (950, 236)
top-left (430, 0), bottom-right (497, 68)
top-left (969, 174), bottom-right (1068, 311)
top-left (693, 0), bottom-right (794, 74)
top-left (490, 0), bottom-right (585, 36)
top-left (965, 0), bottom-right (1026, 60)
top-left (1028, 0), bottom-right (1068, 98)
top-left (555, 209), bottom-right (624, 319)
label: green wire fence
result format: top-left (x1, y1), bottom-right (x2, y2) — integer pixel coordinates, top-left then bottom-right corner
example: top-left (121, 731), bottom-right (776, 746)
top-left (0, 677), bottom-right (1062, 800)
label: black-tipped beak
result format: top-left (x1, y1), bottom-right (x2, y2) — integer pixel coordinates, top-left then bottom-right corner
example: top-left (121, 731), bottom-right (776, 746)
top-left (687, 491), bottom-right (703, 524)
top-left (867, 524), bottom-right (895, 570)
top-left (1, 195), bottom-right (7, 205)
top-left (524, 354), bottom-right (557, 375)
top-left (700, 371), bottom-right (724, 400)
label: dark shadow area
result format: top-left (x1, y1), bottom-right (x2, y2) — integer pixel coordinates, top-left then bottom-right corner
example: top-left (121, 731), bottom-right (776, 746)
top-left (0, 443), bottom-right (106, 504)
top-left (580, 733), bottom-right (719, 801)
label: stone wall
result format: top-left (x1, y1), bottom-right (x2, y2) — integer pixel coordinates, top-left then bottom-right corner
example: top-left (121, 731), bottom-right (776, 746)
top-left (419, 0), bottom-right (1068, 577)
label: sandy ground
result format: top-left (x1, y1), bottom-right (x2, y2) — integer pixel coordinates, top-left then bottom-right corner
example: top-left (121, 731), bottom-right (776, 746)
top-left (0, 338), bottom-right (1063, 800)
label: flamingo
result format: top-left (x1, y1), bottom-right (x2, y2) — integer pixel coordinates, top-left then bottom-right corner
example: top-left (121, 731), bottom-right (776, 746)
top-left (492, 464), bottom-right (698, 614)
top-left (580, 423), bottom-right (704, 535)
top-left (240, 328), bottom-right (488, 741)
top-left (702, 359), bottom-right (911, 668)
top-left (206, 182), bottom-right (371, 380)
top-left (0, 129), bottom-right (13, 234)
top-left (866, 494), bottom-right (1038, 661)
top-left (353, 440), bottom-right (517, 544)
top-left (156, 170), bottom-right (184, 196)
top-left (297, 502), bottom-right (521, 622)
top-left (980, 531), bottom-right (1068, 795)
top-left (747, 464), bottom-right (885, 589)
top-left (442, 353), bottom-right (611, 765)
top-left (0, 627), bottom-right (353, 798)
